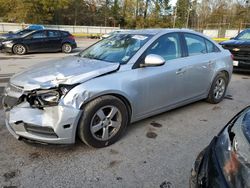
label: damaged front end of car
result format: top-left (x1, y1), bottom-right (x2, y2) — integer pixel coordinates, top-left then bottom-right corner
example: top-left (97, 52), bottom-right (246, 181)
top-left (2, 83), bottom-right (82, 144)
top-left (2, 56), bottom-right (121, 144)
top-left (190, 107), bottom-right (250, 188)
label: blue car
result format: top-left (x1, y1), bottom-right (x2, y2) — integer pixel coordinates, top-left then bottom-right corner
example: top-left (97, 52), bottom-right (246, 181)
top-left (0, 29), bottom-right (77, 54)
top-left (0, 24), bottom-right (45, 42)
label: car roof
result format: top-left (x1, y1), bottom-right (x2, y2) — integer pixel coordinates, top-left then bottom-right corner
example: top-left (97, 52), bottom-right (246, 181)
top-left (25, 24), bottom-right (45, 30)
top-left (119, 28), bottom-right (196, 35)
top-left (28, 29), bottom-right (69, 34)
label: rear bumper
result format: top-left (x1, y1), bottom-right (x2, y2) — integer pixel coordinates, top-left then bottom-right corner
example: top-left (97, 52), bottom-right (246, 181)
top-left (233, 60), bottom-right (250, 70)
top-left (71, 42), bottom-right (77, 49)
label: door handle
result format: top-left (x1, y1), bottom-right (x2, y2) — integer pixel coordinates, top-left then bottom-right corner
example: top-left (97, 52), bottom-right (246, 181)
top-left (176, 68), bottom-right (186, 75)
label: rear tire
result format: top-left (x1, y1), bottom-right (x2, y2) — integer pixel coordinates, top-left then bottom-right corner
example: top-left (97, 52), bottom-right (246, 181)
top-left (62, 43), bottom-right (72, 53)
top-left (77, 95), bottom-right (129, 148)
top-left (13, 44), bottom-right (26, 55)
top-left (206, 72), bottom-right (228, 104)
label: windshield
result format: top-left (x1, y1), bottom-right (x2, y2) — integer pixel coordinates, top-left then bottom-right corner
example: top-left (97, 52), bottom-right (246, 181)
top-left (79, 34), bottom-right (152, 64)
top-left (236, 30), bottom-right (250, 40)
top-left (14, 29), bottom-right (32, 36)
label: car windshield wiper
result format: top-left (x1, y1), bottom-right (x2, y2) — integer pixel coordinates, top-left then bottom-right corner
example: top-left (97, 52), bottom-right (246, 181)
top-left (79, 54), bottom-right (101, 61)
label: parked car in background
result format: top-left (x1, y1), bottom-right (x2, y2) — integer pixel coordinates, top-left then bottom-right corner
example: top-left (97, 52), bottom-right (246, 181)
top-left (220, 29), bottom-right (250, 71)
top-left (0, 29), bottom-right (77, 54)
top-left (0, 24), bottom-right (44, 42)
top-left (3, 29), bottom-right (232, 148)
top-left (25, 24), bottom-right (45, 30)
top-left (101, 30), bottom-right (128, 39)
top-left (190, 106), bottom-right (250, 188)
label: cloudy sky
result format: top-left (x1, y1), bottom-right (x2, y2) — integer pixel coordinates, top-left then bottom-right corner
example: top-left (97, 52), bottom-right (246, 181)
top-left (170, 0), bottom-right (177, 6)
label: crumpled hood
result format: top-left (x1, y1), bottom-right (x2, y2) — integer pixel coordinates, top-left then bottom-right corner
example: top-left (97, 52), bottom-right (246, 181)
top-left (10, 56), bottom-right (120, 90)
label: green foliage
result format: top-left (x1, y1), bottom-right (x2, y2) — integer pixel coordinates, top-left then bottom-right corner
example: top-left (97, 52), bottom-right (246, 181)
top-left (0, 0), bottom-right (249, 30)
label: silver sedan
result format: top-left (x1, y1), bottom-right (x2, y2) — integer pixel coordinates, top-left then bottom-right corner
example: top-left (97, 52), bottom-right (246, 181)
top-left (2, 29), bottom-right (233, 148)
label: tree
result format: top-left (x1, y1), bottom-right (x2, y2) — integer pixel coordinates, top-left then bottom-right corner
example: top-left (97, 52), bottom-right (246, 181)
top-left (175, 0), bottom-right (190, 28)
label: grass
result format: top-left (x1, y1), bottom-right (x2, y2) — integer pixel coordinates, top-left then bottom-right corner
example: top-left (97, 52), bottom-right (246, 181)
top-left (212, 38), bottom-right (229, 42)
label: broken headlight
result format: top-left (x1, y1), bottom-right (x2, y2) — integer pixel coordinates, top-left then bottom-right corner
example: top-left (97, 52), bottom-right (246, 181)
top-left (27, 85), bottom-right (76, 108)
top-left (27, 90), bottom-right (60, 107)
top-left (38, 90), bottom-right (60, 104)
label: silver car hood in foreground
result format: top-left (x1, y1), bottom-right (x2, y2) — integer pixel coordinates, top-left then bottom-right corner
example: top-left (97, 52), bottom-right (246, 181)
top-left (10, 56), bottom-right (120, 90)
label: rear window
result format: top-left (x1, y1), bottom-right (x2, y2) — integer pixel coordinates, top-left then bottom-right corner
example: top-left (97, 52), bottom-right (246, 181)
top-left (61, 31), bottom-right (70, 37)
top-left (48, 31), bottom-right (61, 37)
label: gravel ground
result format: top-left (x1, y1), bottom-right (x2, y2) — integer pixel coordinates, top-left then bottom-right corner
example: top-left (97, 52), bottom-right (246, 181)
top-left (0, 39), bottom-right (250, 188)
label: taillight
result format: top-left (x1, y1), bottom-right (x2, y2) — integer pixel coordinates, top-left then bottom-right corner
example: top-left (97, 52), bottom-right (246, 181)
top-left (68, 35), bottom-right (75, 40)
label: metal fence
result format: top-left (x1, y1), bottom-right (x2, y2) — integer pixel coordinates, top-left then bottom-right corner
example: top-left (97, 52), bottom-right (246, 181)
top-left (0, 22), bottom-right (120, 34)
top-left (0, 22), bottom-right (244, 38)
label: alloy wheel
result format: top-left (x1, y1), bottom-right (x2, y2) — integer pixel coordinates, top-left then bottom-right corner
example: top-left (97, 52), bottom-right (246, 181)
top-left (213, 78), bottom-right (226, 100)
top-left (90, 105), bottom-right (122, 141)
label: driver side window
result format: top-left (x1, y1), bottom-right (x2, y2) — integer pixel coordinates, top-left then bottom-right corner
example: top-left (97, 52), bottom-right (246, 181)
top-left (146, 33), bottom-right (182, 61)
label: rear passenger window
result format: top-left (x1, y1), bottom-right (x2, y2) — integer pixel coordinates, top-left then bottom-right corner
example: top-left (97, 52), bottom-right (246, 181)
top-left (205, 39), bottom-right (220, 53)
top-left (146, 33), bottom-right (182, 61)
top-left (48, 31), bottom-right (61, 37)
top-left (184, 33), bottom-right (207, 56)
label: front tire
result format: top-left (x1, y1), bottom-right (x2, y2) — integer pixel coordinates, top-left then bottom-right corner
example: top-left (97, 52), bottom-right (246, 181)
top-left (13, 44), bottom-right (26, 55)
top-left (206, 72), bottom-right (228, 104)
top-left (78, 95), bottom-right (129, 148)
top-left (62, 43), bottom-right (72, 53)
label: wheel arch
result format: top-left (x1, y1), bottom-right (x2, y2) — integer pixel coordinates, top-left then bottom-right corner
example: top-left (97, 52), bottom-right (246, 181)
top-left (214, 69), bottom-right (230, 84)
top-left (80, 93), bottom-right (133, 122)
top-left (207, 69), bottom-right (231, 100)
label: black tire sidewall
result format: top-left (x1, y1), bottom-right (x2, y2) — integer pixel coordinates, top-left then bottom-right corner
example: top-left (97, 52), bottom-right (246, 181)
top-left (78, 96), bottom-right (129, 148)
top-left (208, 73), bottom-right (228, 104)
top-left (62, 43), bottom-right (72, 53)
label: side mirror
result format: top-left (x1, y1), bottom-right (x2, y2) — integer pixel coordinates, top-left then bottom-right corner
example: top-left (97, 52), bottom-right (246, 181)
top-left (142, 54), bottom-right (165, 67)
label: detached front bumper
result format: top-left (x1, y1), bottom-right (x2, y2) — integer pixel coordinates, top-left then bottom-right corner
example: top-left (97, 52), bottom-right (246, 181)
top-left (190, 137), bottom-right (228, 188)
top-left (0, 42), bottom-right (13, 53)
top-left (3, 100), bottom-right (82, 144)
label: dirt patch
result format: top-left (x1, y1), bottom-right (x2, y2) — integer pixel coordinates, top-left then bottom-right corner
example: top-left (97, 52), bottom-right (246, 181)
top-left (116, 177), bottom-right (123, 181)
top-left (224, 95), bottom-right (234, 100)
top-left (212, 106), bottom-right (222, 111)
top-left (108, 160), bottom-right (122, 168)
top-left (110, 149), bottom-right (119, 155)
top-left (3, 170), bottom-right (19, 181)
top-left (29, 152), bottom-right (41, 160)
top-left (146, 132), bottom-right (158, 139)
top-left (242, 77), bottom-right (250, 79)
top-left (160, 181), bottom-right (173, 188)
top-left (199, 119), bottom-right (208, 122)
top-left (150, 121), bottom-right (163, 128)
